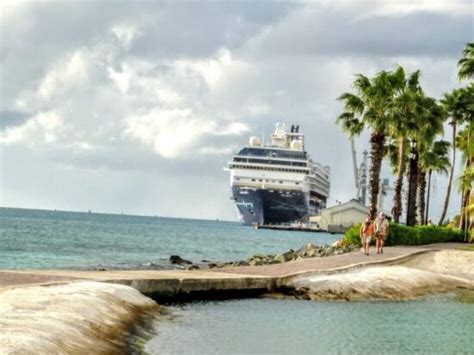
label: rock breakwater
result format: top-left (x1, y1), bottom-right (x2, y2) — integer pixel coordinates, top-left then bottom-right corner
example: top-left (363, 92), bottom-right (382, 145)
top-left (206, 242), bottom-right (355, 269)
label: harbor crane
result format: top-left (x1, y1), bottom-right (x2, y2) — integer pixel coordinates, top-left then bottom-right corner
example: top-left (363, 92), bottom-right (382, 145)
top-left (350, 139), bottom-right (368, 206)
top-left (351, 139), bottom-right (395, 212)
top-left (378, 178), bottom-right (395, 213)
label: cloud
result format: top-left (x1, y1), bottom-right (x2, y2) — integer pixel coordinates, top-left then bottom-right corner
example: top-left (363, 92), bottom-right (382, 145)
top-left (38, 51), bottom-right (89, 99)
top-left (0, 110), bottom-right (30, 129)
top-left (123, 108), bottom-right (249, 158)
top-left (110, 24), bottom-right (142, 49)
top-left (0, 111), bottom-right (63, 144)
top-left (0, 0), bottom-right (468, 220)
top-left (242, 0), bottom-right (472, 58)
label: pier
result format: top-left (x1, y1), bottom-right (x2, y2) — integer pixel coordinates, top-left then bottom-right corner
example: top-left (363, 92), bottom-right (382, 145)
top-left (0, 243), bottom-right (462, 301)
top-left (254, 224), bottom-right (332, 233)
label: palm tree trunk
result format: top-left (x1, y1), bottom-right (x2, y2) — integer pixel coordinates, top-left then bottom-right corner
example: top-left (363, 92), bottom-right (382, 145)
top-left (369, 132), bottom-right (385, 219)
top-left (460, 190), bottom-right (469, 232)
top-left (459, 158), bottom-right (473, 239)
top-left (392, 137), bottom-right (406, 223)
top-left (438, 121), bottom-right (457, 226)
top-left (425, 169), bottom-right (432, 223)
top-left (417, 169), bottom-right (427, 225)
top-left (406, 141), bottom-right (419, 226)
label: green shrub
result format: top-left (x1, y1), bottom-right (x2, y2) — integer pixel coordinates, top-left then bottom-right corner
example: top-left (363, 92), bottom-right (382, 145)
top-left (344, 224), bottom-right (362, 246)
top-left (343, 223), bottom-right (463, 246)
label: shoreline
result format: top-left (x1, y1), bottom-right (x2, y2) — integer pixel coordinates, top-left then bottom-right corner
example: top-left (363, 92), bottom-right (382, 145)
top-left (1, 243), bottom-right (473, 352)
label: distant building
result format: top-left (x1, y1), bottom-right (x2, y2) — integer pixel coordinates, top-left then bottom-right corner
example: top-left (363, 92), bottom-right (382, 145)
top-left (310, 199), bottom-right (368, 233)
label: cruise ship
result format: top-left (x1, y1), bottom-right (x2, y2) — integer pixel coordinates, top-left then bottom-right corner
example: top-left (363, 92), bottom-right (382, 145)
top-left (227, 123), bottom-right (330, 226)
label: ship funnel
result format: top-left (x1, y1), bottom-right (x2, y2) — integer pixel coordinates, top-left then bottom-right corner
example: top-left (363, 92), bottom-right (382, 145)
top-left (295, 125), bottom-right (300, 133)
top-left (290, 125), bottom-right (294, 133)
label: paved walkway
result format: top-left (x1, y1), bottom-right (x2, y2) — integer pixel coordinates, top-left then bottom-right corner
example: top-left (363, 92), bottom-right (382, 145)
top-left (216, 243), bottom-right (461, 277)
top-left (0, 243), bottom-right (461, 292)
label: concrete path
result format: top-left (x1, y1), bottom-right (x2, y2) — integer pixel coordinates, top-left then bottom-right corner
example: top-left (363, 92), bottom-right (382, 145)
top-left (0, 243), bottom-right (463, 298)
top-left (217, 243), bottom-right (461, 277)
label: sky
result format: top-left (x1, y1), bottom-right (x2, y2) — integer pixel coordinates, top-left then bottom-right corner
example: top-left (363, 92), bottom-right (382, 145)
top-left (0, 0), bottom-right (472, 221)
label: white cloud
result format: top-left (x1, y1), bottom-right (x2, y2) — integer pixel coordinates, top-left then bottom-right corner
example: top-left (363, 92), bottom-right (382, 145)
top-left (123, 108), bottom-right (248, 158)
top-left (371, 0), bottom-right (471, 16)
top-left (107, 66), bottom-right (131, 94)
top-left (214, 122), bottom-right (250, 136)
top-left (0, 111), bottom-right (64, 144)
top-left (174, 48), bottom-right (255, 90)
top-left (111, 24), bottom-right (142, 49)
top-left (38, 51), bottom-right (89, 99)
top-left (0, 0), bottom-right (468, 220)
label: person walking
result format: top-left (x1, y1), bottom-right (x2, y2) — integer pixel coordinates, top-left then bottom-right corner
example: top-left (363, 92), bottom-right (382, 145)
top-left (359, 216), bottom-right (374, 255)
top-left (374, 212), bottom-right (389, 254)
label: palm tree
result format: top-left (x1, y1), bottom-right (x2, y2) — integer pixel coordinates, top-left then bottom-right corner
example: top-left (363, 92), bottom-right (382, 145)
top-left (389, 67), bottom-right (422, 223)
top-left (457, 122), bottom-right (474, 238)
top-left (412, 97), bottom-right (446, 225)
top-left (337, 71), bottom-right (397, 219)
top-left (419, 140), bottom-right (450, 224)
top-left (439, 86), bottom-right (471, 226)
top-left (458, 42), bottom-right (474, 81)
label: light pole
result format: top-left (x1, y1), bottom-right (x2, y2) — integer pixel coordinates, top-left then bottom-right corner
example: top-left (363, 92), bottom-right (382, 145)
top-left (406, 138), bottom-right (417, 226)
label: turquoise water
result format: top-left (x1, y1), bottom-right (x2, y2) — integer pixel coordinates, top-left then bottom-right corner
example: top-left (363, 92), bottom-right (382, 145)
top-left (0, 208), bottom-right (338, 269)
top-left (147, 296), bottom-right (474, 354)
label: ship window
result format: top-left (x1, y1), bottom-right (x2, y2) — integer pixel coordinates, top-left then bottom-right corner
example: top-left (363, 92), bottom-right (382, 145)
top-left (237, 147), bottom-right (307, 160)
top-left (236, 177), bottom-right (240, 180)
top-left (279, 181), bottom-right (283, 184)
top-left (259, 179), bottom-right (263, 182)
top-left (251, 179), bottom-right (256, 182)
top-left (295, 182), bottom-right (300, 185)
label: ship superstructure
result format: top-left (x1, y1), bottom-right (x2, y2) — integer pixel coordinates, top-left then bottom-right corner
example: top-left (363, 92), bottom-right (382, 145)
top-left (227, 123), bottom-right (330, 225)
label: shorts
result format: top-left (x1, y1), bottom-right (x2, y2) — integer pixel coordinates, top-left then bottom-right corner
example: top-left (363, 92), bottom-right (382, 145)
top-left (376, 232), bottom-right (387, 241)
top-left (361, 235), bottom-right (372, 245)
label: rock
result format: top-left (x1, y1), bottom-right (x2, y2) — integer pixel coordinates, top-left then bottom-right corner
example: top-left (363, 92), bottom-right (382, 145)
top-left (237, 260), bottom-right (250, 267)
top-left (274, 254), bottom-right (286, 263)
top-left (296, 243), bottom-right (318, 258)
top-left (208, 263), bottom-right (217, 268)
top-left (169, 255), bottom-right (192, 265)
top-left (249, 259), bottom-right (263, 266)
top-left (201, 259), bottom-right (211, 263)
top-left (307, 248), bottom-right (317, 258)
top-left (283, 250), bottom-right (296, 261)
top-left (332, 240), bottom-right (343, 248)
top-left (293, 287), bottom-right (311, 300)
top-left (187, 265), bottom-right (200, 270)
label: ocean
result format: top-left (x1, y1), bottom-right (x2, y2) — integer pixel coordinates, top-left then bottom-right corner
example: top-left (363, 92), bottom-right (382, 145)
top-left (2, 207), bottom-right (472, 354)
top-left (147, 295), bottom-right (474, 354)
top-left (0, 207), bottom-right (339, 270)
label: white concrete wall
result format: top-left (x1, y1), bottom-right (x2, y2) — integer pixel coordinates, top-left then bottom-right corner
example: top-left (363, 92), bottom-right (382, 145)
top-left (327, 209), bottom-right (367, 226)
top-left (314, 207), bottom-right (367, 229)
